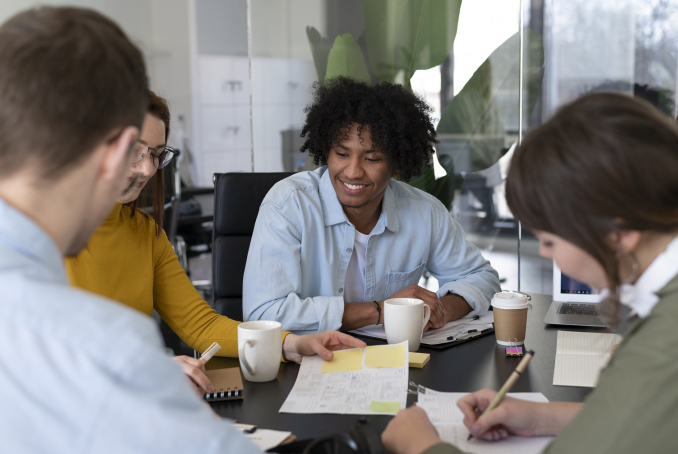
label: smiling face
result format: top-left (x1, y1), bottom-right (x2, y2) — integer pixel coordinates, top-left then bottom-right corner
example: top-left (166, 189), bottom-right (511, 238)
top-left (116, 112), bottom-right (165, 204)
top-left (326, 123), bottom-right (395, 228)
top-left (535, 231), bottom-right (609, 290)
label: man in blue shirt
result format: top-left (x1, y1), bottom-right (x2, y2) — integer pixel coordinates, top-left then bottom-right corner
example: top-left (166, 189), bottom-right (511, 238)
top-left (0, 8), bottom-right (362, 453)
top-left (244, 78), bottom-right (501, 334)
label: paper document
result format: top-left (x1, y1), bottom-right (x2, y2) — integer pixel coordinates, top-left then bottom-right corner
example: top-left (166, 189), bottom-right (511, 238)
top-left (553, 331), bottom-right (622, 388)
top-left (417, 387), bottom-right (553, 454)
top-left (234, 424), bottom-right (293, 451)
top-left (279, 342), bottom-right (408, 415)
top-left (352, 312), bottom-right (494, 345)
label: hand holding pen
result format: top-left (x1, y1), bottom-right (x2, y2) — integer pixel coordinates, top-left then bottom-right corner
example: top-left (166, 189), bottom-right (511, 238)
top-left (458, 351), bottom-right (538, 441)
top-left (171, 342), bottom-right (221, 396)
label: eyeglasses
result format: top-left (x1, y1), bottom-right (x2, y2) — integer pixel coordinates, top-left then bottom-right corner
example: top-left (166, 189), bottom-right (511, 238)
top-left (131, 142), bottom-right (175, 169)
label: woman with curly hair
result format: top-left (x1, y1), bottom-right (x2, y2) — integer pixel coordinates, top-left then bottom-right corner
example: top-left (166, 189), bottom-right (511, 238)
top-left (243, 77), bottom-right (500, 334)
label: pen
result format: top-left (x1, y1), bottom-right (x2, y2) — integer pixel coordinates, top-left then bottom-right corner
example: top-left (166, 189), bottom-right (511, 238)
top-left (446, 327), bottom-right (492, 341)
top-left (199, 342), bottom-right (221, 365)
top-left (468, 350), bottom-right (535, 441)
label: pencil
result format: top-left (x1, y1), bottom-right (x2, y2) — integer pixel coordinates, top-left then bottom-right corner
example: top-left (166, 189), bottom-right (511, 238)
top-left (468, 350), bottom-right (535, 441)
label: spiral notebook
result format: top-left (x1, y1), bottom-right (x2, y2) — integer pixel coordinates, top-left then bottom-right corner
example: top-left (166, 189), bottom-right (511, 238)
top-left (203, 367), bottom-right (244, 402)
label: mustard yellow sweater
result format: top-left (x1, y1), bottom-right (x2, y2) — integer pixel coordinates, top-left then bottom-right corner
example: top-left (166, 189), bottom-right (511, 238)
top-left (66, 203), bottom-right (287, 358)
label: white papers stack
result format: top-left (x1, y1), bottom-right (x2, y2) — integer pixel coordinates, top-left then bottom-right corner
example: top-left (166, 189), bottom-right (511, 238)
top-left (553, 331), bottom-right (622, 388)
top-left (352, 312), bottom-right (494, 345)
top-left (417, 387), bottom-right (554, 454)
top-left (279, 342), bottom-right (409, 415)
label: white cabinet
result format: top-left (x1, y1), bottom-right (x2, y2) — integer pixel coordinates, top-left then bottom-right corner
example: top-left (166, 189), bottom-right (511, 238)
top-left (251, 57), bottom-right (316, 172)
top-left (199, 57), bottom-right (250, 105)
top-left (192, 54), bottom-right (252, 186)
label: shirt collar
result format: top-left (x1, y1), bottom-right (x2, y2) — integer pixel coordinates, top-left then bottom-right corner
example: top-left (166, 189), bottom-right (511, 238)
top-left (619, 234), bottom-right (678, 318)
top-left (0, 196), bottom-right (66, 281)
top-left (317, 166), bottom-right (399, 233)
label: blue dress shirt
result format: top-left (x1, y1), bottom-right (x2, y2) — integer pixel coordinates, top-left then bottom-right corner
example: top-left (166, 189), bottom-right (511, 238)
top-left (0, 197), bottom-right (260, 453)
top-left (243, 167), bottom-right (501, 334)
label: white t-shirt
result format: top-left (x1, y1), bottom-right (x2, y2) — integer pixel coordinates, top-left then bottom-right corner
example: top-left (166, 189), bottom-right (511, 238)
top-left (344, 230), bottom-right (370, 303)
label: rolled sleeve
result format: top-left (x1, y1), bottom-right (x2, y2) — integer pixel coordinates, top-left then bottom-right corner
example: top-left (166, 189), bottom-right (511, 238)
top-left (429, 209), bottom-right (500, 315)
top-left (423, 443), bottom-right (465, 454)
top-left (243, 203), bottom-right (344, 334)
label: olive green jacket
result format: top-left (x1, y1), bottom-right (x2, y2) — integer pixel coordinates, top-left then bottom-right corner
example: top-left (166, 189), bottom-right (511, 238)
top-left (423, 274), bottom-right (678, 454)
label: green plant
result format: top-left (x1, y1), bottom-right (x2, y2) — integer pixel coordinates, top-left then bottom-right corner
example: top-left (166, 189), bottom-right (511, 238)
top-left (306, 0), bottom-right (544, 209)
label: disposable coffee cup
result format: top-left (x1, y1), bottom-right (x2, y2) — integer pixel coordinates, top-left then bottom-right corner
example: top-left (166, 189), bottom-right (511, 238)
top-left (491, 292), bottom-right (529, 346)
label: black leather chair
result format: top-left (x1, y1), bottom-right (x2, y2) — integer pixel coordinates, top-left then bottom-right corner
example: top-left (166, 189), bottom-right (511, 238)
top-left (212, 172), bottom-right (293, 321)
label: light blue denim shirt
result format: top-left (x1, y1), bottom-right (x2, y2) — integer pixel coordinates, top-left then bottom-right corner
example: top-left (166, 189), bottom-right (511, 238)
top-left (0, 197), bottom-right (260, 454)
top-left (243, 167), bottom-right (501, 334)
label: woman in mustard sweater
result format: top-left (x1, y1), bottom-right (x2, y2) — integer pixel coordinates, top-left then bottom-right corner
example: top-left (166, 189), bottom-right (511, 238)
top-left (65, 91), bottom-right (363, 394)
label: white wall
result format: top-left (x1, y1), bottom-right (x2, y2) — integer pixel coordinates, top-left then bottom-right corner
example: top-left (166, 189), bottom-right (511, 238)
top-left (0, 0), bottom-right (193, 147)
top-left (148, 0), bottom-right (193, 142)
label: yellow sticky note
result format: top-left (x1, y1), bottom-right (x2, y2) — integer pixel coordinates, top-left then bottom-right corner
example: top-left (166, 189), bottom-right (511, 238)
top-left (321, 348), bottom-right (363, 373)
top-left (409, 352), bottom-right (430, 368)
top-left (370, 401), bottom-right (401, 413)
top-left (364, 344), bottom-right (406, 368)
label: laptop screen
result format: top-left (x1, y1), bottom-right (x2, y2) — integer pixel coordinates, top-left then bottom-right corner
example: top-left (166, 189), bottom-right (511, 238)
top-left (561, 274), bottom-right (598, 295)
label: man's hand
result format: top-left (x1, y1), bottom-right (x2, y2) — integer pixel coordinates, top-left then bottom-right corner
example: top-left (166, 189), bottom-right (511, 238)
top-left (172, 355), bottom-right (214, 396)
top-left (384, 284), bottom-right (446, 330)
top-left (457, 389), bottom-right (581, 440)
top-left (282, 331), bottom-right (367, 363)
top-left (382, 406), bottom-right (442, 454)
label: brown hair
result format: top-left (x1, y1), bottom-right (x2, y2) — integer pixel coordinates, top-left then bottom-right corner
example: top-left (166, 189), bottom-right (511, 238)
top-left (0, 7), bottom-right (147, 179)
top-left (127, 90), bottom-right (171, 237)
top-left (506, 92), bottom-right (678, 317)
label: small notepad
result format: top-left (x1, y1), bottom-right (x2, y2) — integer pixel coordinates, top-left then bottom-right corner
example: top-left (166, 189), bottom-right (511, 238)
top-left (553, 331), bottom-right (622, 388)
top-left (203, 367), bottom-right (244, 402)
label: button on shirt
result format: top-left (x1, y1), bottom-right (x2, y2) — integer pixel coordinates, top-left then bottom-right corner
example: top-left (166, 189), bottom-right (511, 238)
top-left (243, 167), bottom-right (501, 334)
top-left (0, 198), bottom-right (260, 454)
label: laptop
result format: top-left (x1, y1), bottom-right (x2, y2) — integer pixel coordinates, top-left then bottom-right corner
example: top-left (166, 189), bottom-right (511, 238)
top-left (543, 264), bottom-right (607, 327)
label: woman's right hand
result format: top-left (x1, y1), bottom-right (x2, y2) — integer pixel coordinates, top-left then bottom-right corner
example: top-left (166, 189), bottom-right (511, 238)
top-left (457, 389), bottom-right (547, 441)
top-left (172, 355), bottom-right (215, 396)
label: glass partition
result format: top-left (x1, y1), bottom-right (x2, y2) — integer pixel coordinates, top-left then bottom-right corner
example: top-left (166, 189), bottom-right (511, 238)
top-left (51, 0), bottom-right (675, 293)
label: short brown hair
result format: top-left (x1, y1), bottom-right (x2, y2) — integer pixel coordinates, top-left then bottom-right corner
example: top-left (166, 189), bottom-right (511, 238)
top-left (0, 6), bottom-right (148, 179)
top-left (129, 91), bottom-right (171, 237)
top-left (506, 92), bottom-right (678, 317)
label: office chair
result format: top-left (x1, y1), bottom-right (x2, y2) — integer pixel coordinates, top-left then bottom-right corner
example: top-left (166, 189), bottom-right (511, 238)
top-left (212, 172), bottom-right (293, 321)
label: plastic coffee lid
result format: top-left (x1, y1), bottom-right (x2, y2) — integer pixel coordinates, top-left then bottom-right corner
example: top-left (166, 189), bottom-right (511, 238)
top-left (491, 291), bottom-right (529, 310)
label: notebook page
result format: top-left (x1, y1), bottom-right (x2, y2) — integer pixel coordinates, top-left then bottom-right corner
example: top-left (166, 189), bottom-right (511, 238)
top-left (417, 388), bottom-right (552, 454)
top-left (553, 331), bottom-right (622, 388)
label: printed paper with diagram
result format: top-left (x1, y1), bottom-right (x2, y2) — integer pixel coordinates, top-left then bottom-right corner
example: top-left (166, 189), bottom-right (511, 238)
top-left (279, 341), bottom-right (408, 415)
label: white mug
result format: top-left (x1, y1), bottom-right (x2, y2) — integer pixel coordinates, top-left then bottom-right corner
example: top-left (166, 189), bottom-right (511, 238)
top-left (384, 298), bottom-right (431, 352)
top-left (238, 321), bottom-right (282, 382)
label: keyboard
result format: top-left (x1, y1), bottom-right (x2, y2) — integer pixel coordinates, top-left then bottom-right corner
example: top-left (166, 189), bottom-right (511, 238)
top-left (558, 303), bottom-right (599, 316)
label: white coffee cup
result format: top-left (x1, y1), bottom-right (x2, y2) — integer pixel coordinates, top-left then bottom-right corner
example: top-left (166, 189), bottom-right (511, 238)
top-left (238, 321), bottom-right (282, 382)
top-left (384, 298), bottom-right (431, 352)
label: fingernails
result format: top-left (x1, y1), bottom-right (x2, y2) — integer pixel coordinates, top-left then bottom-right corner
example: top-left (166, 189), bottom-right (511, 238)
top-left (471, 425), bottom-right (480, 435)
top-left (207, 386), bottom-right (215, 393)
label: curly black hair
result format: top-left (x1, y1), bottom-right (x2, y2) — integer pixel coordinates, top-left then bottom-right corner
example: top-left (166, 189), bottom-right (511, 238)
top-left (300, 77), bottom-right (438, 182)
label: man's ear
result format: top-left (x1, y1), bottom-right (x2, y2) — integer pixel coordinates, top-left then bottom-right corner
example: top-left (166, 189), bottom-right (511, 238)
top-left (98, 126), bottom-right (139, 183)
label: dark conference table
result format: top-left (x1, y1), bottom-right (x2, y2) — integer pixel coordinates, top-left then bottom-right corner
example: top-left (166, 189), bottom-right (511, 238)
top-left (207, 293), bottom-right (603, 443)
